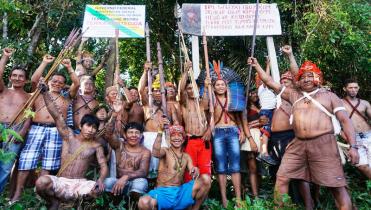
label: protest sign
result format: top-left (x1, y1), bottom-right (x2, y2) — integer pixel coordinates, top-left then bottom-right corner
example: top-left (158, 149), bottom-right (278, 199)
top-left (181, 4), bottom-right (281, 36)
top-left (82, 5), bottom-right (145, 38)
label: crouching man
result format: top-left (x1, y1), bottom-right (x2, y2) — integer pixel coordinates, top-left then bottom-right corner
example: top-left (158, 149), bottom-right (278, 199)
top-left (104, 102), bottom-right (151, 197)
top-left (138, 125), bottom-right (209, 210)
top-left (35, 81), bottom-right (108, 210)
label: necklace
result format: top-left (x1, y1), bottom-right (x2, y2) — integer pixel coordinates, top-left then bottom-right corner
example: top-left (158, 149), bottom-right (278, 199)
top-left (170, 147), bottom-right (183, 173)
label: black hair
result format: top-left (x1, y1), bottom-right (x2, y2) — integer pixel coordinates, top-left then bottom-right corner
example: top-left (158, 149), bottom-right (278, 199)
top-left (80, 114), bottom-right (100, 129)
top-left (124, 122), bottom-right (144, 133)
top-left (128, 86), bottom-right (138, 91)
top-left (343, 78), bottom-right (358, 87)
top-left (93, 103), bottom-right (110, 115)
top-left (11, 65), bottom-right (27, 78)
top-left (51, 72), bottom-right (67, 83)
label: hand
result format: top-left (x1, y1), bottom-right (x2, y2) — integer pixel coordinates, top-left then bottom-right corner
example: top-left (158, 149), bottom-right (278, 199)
top-left (190, 167), bottom-right (200, 180)
top-left (42, 55), bottom-right (55, 64)
top-left (281, 45), bottom-right (293, 56)
top-left (117, 76), bottom-right (125, 87)
top-left (62, 59), bottom-right (72, 70)
top-left (2, 48), bottom-right (14, 57)
top-left (247, 57), bottom-right (260, 68)
top-left (94, 179), bottom-right (105, 193)
top-left (239, 132), bottom-right (246, 144)
top-left (265, 56), bottom-right (270, 66)
top-left (248, 137), bottom-right (258, 152)
top-left (112, 176), bottom-right (127, 196)
top-left (202, 129), bottom-right (212, 142)
top-left (144, 61), bottom-right (152, 71)
top-left (159, 116), bottom-right (170, 131)
top-left (204, 77), bottom-right (211, 87)
top-left (112, 99), bottom-right (123, 113)
top-left (259, 116), bottom-right (269, 126)
top-left (348, 148), bottom-right (360, 165)
top-left (184, 61), bottom-right (192, 71)
top-left (38, 77), bottom-right (48, 94)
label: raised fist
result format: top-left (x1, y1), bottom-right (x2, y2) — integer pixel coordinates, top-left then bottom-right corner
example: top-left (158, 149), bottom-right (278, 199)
top-left (2, 48), bottom-right (14, 57)
top-left (43, 55), bottom-right (55, 64)
top-left (281, 45), bottom-right (293, 56)
top-left (61, 59), bottom-right (72, 69)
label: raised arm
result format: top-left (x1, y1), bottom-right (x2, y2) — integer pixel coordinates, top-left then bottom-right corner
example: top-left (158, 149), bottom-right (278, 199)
top-left (138, 62), bottom-right (151, 106)
top-left (152, 121), bottom-right (167, 158)
top-left (91, 47), bottom-right (111, 76)
top-left (61, 59), bottom-right (80, 98)
top-left (0, 48), bottom-right (13, 92)
top-left (31, 55), bottom-right (55, 92)
top-left (103, 101), bottom-right (123, 149)
top-left (248, 57), bottom-right (282, 94)
top-left (282, 45), bottom-right (299, 75)
top-left (40, 83), bottom-right (73, 141)
top-left (178, 70), bottom-right (188, 106)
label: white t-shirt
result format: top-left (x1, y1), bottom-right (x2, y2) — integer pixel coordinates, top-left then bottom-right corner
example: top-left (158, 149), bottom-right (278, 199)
top-left (258, 84), bottom-right (277, 110)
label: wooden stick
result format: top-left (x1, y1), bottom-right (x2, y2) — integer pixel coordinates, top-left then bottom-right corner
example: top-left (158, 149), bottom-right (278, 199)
top-left (202, 34), bottom-right (215, 131)
top-left (156, 42), bottom-right (168, 117)
top-left (246, 0), bottom-right (260, 103)
top-left (178, 28), bottom-right (203, 126)
top-left (145, 22), bottom-right (154, 115)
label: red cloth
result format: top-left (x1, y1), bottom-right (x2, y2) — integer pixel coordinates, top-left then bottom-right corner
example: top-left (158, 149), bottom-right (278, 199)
top-left (296, 61), bottom-right (322, 81)
top-left (184, 137), bottom-right (212, 182)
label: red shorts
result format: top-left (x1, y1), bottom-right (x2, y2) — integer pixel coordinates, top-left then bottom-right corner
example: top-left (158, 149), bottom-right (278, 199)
top-left (184, 137), bottom-right (212, 182)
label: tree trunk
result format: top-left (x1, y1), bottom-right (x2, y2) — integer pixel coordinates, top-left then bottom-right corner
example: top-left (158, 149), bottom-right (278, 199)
top-left (27, 12), bottom-right (44, 59)
top-left (104, 38), bottom-right (116, 89)
top-left (2, 12), bottom-right (8, 39)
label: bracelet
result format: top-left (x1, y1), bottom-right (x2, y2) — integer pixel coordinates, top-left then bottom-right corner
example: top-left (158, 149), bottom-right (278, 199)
top-left (247, 136), bottom-right (253, 139)
top-left (157, 130), bottom-right (163, 135)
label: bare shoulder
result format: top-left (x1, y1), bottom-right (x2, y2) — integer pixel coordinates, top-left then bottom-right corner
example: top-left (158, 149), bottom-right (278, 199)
top-left (141, 146), bottom-right (151, 156)
top-left (360, 99), bottom-right (370, 107)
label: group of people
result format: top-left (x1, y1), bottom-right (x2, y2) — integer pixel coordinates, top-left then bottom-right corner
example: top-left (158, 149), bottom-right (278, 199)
top-left (0, 42), bottom-right (369, 210)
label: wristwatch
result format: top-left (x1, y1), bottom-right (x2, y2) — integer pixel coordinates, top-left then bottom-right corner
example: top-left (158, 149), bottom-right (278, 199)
top-left (349, 144), bottom-right (358, 150)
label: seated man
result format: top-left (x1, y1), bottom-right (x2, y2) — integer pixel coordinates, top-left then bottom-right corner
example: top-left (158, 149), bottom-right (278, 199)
top-left (104, 103), bottom-right (151, 197)
top-left (35, 82), bottom-right (108, 210)
top-left (138, 125), bottom-right (209, 210)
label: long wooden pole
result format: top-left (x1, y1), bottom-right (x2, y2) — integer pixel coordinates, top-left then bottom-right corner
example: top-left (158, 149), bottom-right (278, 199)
top-left (156, 42), bottom-right (168, 118)
top-left (202, 35), bottom-right (214, 131)
top-left (246, 0), bottom-right (260, 102)
top-left (145, 22), bottom-right (154, 114)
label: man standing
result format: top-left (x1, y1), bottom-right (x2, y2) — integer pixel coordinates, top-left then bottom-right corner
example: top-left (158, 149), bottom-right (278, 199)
top-left (11, 58), bottom-right (80, 202)
top-left (178, 68), bottom-right (211, 190)
top-left (212, 78), bottom-right (244, 208)
top-left (72, 76), bottom-right (99, 132)
top-left (121, 87), bottom-right (145, 125)
top-left (249, 57), bottom-right (359, 209)
top-left (138, 62), bottom-right (178, 177)
top-left (138, 125), bottom-right (209, 210)
top-left (0, 48), bottom-right (31, 193)
top-left (342, 79), bottom-right (371, 178)
top-left (35, 83), bottom-right (107, 209)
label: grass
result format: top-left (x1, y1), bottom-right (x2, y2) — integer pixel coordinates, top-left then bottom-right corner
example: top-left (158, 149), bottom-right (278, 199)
top-left (0, 164), bottom-right (370, 210)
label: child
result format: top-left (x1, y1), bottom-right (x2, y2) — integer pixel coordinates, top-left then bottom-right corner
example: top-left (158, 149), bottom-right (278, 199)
top-left (256, 58), bottom-right (278, 165)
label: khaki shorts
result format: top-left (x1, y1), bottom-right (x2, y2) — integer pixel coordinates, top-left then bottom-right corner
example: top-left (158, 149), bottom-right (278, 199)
top-left (46, 175), bottom-right (96, 201)
top-left (277, 134), bottom-right (346, 187)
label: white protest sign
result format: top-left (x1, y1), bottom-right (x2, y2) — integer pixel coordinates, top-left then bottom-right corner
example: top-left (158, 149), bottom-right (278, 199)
top-left (181, 4), bottom-right (281, 36)
top-left (82, 5), bottom-right (146, 38)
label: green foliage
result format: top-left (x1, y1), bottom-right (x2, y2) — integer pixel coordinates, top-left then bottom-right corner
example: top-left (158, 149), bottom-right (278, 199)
top-left (0, 124), bottom-right (23, 163)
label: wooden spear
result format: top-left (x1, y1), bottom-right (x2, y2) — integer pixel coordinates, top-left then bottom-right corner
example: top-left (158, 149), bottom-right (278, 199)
top-left (145, 22), bottom-right (154, 115)
top-left (246, 0), bottom-right (260, 102)
top-left (156, 42), bottom-right (168, 117)
top-left (202, 34), bottom-right (214, 131)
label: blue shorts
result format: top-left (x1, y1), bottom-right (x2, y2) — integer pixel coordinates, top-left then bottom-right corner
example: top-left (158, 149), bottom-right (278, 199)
top-left (18, 124), bottom-right (62, 170)
top-left (148, 180), bottom-right (195, 210)
top-left (213, 126), bottom-right (240, 174)
top-left (259, 109), bottom-right (274, 137)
